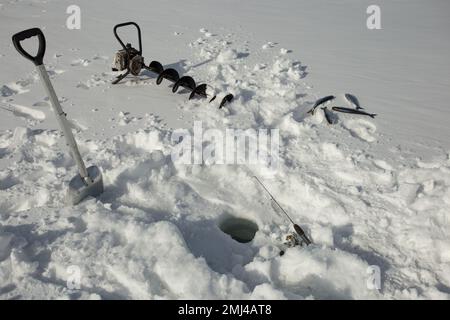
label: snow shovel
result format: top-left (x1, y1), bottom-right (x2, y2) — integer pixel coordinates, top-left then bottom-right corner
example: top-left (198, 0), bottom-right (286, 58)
top-left (12, 28), bottom-right (103, 205)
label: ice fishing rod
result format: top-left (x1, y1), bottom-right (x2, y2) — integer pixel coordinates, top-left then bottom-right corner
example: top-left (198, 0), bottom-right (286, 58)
top-left (253, 176), bottom-right (312, 245)
top-left (111, 22), bottom-right (234, 109)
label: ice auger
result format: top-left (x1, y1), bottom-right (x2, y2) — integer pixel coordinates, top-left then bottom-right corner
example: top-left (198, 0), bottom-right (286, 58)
top-left (111, 22), bottom-right (234, 109)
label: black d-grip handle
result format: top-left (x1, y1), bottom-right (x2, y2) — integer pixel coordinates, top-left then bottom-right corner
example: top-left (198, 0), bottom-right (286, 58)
top-left (113, 22), bottom-right (142, 55)
top-left (12, 28), bottom-right (46, 66)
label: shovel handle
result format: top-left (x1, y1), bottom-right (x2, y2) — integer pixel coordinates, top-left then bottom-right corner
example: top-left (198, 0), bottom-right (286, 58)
top-left (12, 28), bottom-right (46, 66)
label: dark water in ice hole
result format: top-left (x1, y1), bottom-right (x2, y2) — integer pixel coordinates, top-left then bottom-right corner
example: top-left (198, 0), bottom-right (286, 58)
top-left (219, 217), bottom-right (259, 243)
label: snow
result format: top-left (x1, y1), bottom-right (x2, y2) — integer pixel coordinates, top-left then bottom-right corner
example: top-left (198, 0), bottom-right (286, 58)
top-left (1, 0), bottom-right (450, 299)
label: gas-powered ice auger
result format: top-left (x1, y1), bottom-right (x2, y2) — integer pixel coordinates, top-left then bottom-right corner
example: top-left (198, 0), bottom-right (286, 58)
top-left (111, 22), bottom-right (234, 109)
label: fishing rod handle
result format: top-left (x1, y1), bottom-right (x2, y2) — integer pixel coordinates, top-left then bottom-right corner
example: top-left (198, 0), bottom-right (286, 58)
top-left (294, 224), bottom-right (312, 245)
top-left (12, 28), bottom-right (46, 66)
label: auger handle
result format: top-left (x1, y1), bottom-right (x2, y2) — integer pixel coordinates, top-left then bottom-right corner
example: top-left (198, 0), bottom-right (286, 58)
top-left (113, 22), bottom-right (142, 55)
top-left (12, 28), bottom-right (46, 66)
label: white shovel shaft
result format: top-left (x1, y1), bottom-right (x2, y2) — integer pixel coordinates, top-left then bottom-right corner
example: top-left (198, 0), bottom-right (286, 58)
top-left (36, 64), bottom-right (90, 181)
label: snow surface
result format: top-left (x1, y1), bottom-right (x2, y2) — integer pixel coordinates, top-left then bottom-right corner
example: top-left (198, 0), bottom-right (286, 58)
top-left (0, 0), bottom-right (449, 299)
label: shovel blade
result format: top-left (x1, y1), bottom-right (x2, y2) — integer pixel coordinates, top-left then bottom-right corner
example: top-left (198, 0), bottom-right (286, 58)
top-left (66, 166), bottom-right (104, 205)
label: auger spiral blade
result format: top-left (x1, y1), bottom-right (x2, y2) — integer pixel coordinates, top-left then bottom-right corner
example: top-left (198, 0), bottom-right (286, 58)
top-left (173, 76), bottom-right (196, 93)
top-left (147, 60), bottom-right (164, 74)
top-left (189, 83), bottom-right (207, 100)
top-left (219, 94), bottom-right (234, 109)
top-left (156, 68), bottom-right (180, 85)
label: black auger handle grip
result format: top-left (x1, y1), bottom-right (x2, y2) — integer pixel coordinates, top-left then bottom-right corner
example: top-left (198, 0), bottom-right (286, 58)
top-left (12, 28), bottom-right (46, 66)
top-left (113, 22), bottom-right (142, 55)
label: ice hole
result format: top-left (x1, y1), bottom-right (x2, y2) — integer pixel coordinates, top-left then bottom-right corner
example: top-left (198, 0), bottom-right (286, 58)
top-left (219, 216), bottom-right (258, 243)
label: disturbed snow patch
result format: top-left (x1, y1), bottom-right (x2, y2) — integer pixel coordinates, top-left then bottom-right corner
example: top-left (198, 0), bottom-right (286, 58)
top-left (0, 29), bottom-right (449, 300)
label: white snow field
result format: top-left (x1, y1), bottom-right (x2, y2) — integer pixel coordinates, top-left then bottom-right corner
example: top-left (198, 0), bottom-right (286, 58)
top-left (0, 0), bottom-right (449, 299)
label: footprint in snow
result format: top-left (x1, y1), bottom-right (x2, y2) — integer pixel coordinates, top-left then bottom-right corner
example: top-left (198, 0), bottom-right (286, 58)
top-left (76, 83), bottom-right (90, 90)
top-left (2, 103), bottom-right (46, 121)
top-left (71, 58), bottom-right (91, 67)
top-left (92, 55), bottom-right (109, 61)
top-left (1, 82), bottom-right (30, 97)
top-left (32, 101), bottom-right (50, 107)
top-left (67, 118), bottom-right (88, 131)
top-left (343, 119), bottom-right (377, 143)
top-left (0, 174), bottom-right (20, 190)
top-left (262, 42), bottom-right (277, 49)
top-left (0, 85), bottom-right (18, 97)
top-left (46, 69), bottom-right (65, 76)
top-left (372, 159), bottom-right (394, 171)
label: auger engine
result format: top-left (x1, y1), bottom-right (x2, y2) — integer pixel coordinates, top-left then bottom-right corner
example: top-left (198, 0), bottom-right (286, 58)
top-left (112, 43), bottom-right (143, 76)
